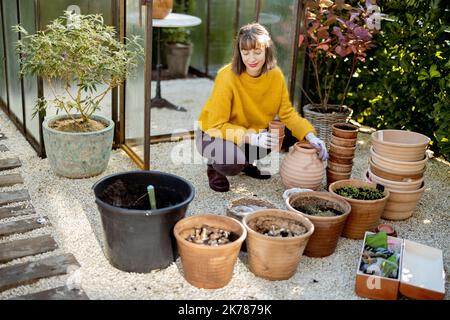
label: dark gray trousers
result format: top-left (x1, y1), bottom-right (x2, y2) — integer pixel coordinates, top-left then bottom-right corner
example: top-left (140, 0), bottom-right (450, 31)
top-left (195, 131), bottom-right (271, 176)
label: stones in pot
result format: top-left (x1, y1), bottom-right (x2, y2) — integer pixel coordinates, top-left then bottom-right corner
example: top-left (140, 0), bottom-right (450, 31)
top-left (243, 209), bottom-right (314, 280)
top-left (285, 191), bottom-right (351, 257)
top-left (174, 214), bottom-right (246, 289)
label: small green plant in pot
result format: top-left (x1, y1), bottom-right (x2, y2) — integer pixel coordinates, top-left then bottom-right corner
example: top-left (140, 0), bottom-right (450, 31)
top-left (15, 11), bottom-right (143, 178)
top-left (163, 27), bottom-right (193, 77)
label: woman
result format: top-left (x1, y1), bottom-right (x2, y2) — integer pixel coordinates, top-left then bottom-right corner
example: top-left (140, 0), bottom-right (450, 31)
top-left (196, 23), bottom-right (327, 192)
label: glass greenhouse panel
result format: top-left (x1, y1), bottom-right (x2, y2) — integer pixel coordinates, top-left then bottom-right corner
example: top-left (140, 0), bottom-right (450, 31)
top-left (187, 0), bottom-right (207, 73)
top-left (239, 0), bottom-right (257, 28)
top-left (208, 0), bottom-right (236, 76)
top-left (3, 0), bottom-right (23, 124)
top-left (259, 0), bottom-right (296, 80)
top-left (38, 0), bottom-right (112, 29)
top-left (124, 0), bottom-right (145, 160)
top-left (0, 5), bottom-right (7, 105)
top-left (19, 0), bottom-right (40, 142)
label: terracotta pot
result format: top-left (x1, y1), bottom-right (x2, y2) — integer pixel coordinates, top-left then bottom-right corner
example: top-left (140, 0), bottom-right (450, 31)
top-left (329, 154), bottom-right (353, 164)
top-left (243, 209), bottom-right (314, 280)
top-left (152, 0), bottom-right (173, 19)
top-left (371, 129), bottom-right (430, 161)
top-left (332, 123), bottom-right (359, 139)
top-left (375, 223), bottom-right (397, 237)
top-left (173, 214), bottom-right (246, 289)
top-left (331, 134), bottom-right (357, 147)
top-left (327, 160), bottom-right (353, 173)
top-left (269, 120), bottom-right (285, 152)
top-left (367, 167), bottom-right (424, 191)
top-left (280, 142), bottom-right (325, 190)
top-left (369, 158), bottom-right (424, 181)
top-left (370, 147), bottom-right (427, 176)
top-left (328, 179), bottom-right (390, 239)
top-left (382, 183), bottom-right (426, 220)
top-left (326, 168), bottom-right (352, 186)
top-left (329, 142), bottom-right (356, 157)
top-left (285, 192), bottom-right (351, 257)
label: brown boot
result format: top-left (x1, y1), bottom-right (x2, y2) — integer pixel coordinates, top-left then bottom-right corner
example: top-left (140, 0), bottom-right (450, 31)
top-left (207, 165), bottom-right (230, 192)
top-left (242, 163), bottom-right (271, 180)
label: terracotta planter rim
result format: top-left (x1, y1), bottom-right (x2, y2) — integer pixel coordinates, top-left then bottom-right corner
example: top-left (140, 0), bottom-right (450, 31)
top-left (371, 130), bottom-right (430, 148)
top-left (367, 167), bottom-right (424, 186)
top-left (370, 147), bottom-right (427, 164)
top-left (382, 182), bottom-right (426, 194)
top-left (368, 158), bottom-right (425, 178)
top-left (329, 142), bottom-right (357, 151)
top-left (243, 209), bottom-right (314, 242)
top-left (331, 134), bottom-right (357, 142)
top-left (293, 142), bottom-right (316, 153)
top-left (285, 191), bottom-right (351, 221)
top-left (328, 179), bottom-right (390, 204)
top-left (173, 214), bottom-right (247, 250)
top-left (332, 122), bottom-right (359, 131)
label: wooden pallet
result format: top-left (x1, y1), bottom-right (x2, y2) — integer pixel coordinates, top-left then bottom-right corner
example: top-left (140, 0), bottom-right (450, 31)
top-left (0, 216), bottom-right (49, 238)
top-left (0, 253), bottom-right (80, 291)
top-left (0, 158), bottom-right (21, 171)
top-left (0, 235), bottom-right (58, 263)
top-left (0, 173), bottom-right (23, 187)
top-left (0, 204), bottom-right (35, 220)
top-left (0, 145), bottom-right (8, 152)
top-left (11, 286), bottom-right (89, 300)
top-left (0, 189), bottom-right (30, 206)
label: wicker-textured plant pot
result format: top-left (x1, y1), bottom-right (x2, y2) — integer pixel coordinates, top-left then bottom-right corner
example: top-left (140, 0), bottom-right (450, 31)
top-left (285, 192), bottom-right (351, 257)
top-left (302, 104), bottom-right (353, 148)
top-left (243, 209), bottom-right (314, 280)
top-left (328, 179), bottom-right (390, 240)
top-left (173, 214), bottom-right (246, 289)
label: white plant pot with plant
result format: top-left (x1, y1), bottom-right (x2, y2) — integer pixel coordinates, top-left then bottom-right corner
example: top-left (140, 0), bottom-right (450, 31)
top-left (15, 11), bottom-right (143, 178)
top-left (299, 0), bottom-right (380, 147)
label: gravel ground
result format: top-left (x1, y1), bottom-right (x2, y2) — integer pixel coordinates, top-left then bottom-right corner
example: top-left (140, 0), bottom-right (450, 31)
top-left (0, 108), bottom-right (448, 300)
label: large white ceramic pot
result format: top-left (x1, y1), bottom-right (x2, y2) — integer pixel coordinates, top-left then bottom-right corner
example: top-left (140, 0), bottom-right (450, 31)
top-left (371, 130), bottom-right (430, 161)
top-left (43, 114), bottom-right (114, 178)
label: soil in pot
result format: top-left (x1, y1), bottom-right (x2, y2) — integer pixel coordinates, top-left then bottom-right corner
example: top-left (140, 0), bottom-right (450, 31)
top-left (185, 224), bottom-right (240, 246)
top-left (247, 216), bottom-right (308, 237)
top-left (292, 203), bottom-right (344, 217)
top-left (50, 118), bottom-right (107, 132)
top-left (334, 186), bottom-right (385, 200)
top-left (100, 179), bottom-right (182, 209)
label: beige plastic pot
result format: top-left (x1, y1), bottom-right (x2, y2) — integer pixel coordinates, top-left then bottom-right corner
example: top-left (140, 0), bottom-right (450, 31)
top-left (243, 209), bottom-right (314, 280)
top-left (285, 192), bottom-right (351, 257)
top-left (174, 214), bottom-right (246, 289)
top-left (371, 130), bottom-right (430, 161)
top-left (328, 179), bottom-right (390, 239)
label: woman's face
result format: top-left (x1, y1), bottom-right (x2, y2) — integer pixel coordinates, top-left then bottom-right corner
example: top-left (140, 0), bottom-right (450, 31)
top-left (240, 47), bottom-right (266, 77)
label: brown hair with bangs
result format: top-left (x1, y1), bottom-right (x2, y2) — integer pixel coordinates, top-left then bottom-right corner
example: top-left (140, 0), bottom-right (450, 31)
top-left (231, 23), bottom-right (277, 75)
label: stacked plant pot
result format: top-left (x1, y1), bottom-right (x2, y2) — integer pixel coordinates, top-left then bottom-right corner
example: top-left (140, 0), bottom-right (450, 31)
top-left (366, 130), bottom-right (430, 220)
top-left (327, 123), bottom-right (359, 186)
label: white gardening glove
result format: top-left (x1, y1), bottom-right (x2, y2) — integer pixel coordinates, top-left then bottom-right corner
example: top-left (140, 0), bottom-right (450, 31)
top-left (306, 132), bottom-right (328, 160)
top-left (249, 131), bottom-right (277, 149)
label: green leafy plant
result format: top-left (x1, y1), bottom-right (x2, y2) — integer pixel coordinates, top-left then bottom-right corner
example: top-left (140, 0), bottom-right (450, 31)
top-left (335, 186), bottom-right (385, 200)
top-left (341, 0), bottom-right (450, 159)
top-left (15, 11), bottom-right (143, 125)
top-left (299, 0), bottom-right (378, 111)
top-left (162, 27), bottom-right (191, 45)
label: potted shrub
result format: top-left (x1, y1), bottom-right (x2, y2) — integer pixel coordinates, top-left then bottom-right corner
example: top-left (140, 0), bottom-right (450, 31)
top-left (299, 0), bottom-right (378, 146)
top-left (163, 27), bottom-right (193, 77)
top-left (15, 11), bottom-right (143, 178)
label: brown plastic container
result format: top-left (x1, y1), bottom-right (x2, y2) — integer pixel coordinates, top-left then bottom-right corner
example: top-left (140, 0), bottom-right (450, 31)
top-left (174, 214), bottom-right (246, 289)
top-left (355, 232), bottom-right (445, 300)
top-left (285, 192), bottom-right (351, 257)
top-left (243, 209), bottom-right (314, 280)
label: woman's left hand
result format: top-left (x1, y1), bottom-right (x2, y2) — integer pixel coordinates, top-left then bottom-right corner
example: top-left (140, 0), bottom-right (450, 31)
top-left (306, 133), bottom-right (328, 161)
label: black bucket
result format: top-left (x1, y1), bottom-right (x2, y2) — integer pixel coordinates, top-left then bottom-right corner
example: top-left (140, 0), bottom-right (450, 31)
top-left (92, 170), bottom-right (195, 273)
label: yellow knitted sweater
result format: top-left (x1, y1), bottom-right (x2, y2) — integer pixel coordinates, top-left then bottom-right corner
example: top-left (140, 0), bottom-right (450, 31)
top-left (198, 64), bottom-right (316, 145)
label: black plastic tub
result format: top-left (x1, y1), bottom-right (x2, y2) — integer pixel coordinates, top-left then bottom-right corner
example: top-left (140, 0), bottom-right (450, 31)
top-left (92, 170), bottom-right (195, 273)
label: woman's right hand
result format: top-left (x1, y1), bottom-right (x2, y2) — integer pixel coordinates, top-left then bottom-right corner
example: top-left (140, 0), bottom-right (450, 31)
top-left (250, 131), bottom-right (278, 149)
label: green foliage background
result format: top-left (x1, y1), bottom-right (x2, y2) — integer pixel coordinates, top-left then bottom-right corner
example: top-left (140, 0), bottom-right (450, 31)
top-left (331, 0), bottom-right (450, 159)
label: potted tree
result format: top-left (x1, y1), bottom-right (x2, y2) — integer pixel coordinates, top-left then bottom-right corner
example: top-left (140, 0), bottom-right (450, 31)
top-left (163, 27), bottom-right (193, 78)
top-left (299, 0), bottom-right (379, 146)
top-left (15, 11), bottom-right (143, 178)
